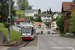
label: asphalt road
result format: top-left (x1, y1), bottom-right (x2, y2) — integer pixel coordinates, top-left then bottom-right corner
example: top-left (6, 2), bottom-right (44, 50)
top-left (38, 34), bottom-right (75, 50)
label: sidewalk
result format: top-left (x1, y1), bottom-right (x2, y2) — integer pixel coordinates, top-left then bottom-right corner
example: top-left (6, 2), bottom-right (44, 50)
top-left (19, 46), bottom-right (38, 50)
top-left (0, 46), bottom-right (10, 50)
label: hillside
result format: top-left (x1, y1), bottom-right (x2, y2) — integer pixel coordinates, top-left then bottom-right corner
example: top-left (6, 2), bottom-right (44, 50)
top-left (0, 23), bottom-right (21, 42)
top-left (15, 9), bottom-right (25, 14)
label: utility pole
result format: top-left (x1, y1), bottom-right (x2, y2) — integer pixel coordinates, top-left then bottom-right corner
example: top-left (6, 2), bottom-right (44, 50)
top-left (24, 12), bottom-right (25, 23)
top-left (8, 0), bottom-right (11, 41)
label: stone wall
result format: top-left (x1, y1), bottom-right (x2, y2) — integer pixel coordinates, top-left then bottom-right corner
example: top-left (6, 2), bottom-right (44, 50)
top-left (0, 31), bottom-right (7, 44)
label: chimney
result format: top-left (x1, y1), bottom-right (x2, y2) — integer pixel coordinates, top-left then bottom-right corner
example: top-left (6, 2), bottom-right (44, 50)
top-left (73, 0), bottom-right (75, 2)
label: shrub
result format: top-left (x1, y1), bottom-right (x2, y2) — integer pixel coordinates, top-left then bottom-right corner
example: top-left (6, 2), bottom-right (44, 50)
top-left (4, 22), bottom-right (8, 28)
top-left (44, 22), bottom-right (49, 27)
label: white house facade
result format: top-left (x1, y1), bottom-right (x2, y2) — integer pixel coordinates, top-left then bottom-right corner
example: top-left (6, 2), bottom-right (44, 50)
top-left (51, 21), bottom-right (58, 30)
top-left (33, 22), bottom-right (50, 34)
top-left (25, 9), bottom-right (38, 19)
top-left (34, 14), bottom-right (52, 22)
top-left (53, 12), bottom-right (61, 19)
top-left (14, 17), bottom-right (30, 27)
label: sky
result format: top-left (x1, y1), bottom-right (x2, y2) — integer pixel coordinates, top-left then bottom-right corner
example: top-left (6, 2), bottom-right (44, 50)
top-left (14, 0), bottom-right (72, 12)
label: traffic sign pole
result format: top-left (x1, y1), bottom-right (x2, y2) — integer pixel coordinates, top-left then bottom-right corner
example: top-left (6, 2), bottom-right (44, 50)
top-left (8, 0), bottom-right (11, 41)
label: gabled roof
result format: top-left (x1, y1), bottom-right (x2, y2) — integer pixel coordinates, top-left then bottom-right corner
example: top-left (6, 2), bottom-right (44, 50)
top-left (53, 12), bottom-right (62, 15)
top-left (25, 9), bottom-right (38, 13)
top-left (14, 17), bottom-right (29, 22)
top-left (69, 6), bottom-right (75, 12)
top-left (34, 22), bottom-right (48, 28)
top-left (62, 2), bottom-right (75, 12)
top-left (35, 14), bottom-right (52, 17)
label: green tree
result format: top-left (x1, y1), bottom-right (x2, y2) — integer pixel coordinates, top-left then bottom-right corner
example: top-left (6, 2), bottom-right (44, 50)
top-left (49, 8), bottom-right (52, 14)
top-left (38, 9), bottom-right (41, 14)
top-left (0, 0), bottom-right (16, 23)
top-left (70, 16), bottom-right (75, 35)
top-left (56, 14), bottom-right (64, 34)
top-left (17, 0), bottom-right (32, 10)
top-left (47, 9), bottom-right (49, 14)
top-left (34, 15), bottom-right (42, 22)
top-left (44, 22), bottom-right (49, 27)
top-left (27, 6), bottom-right (32, 10)
top-left (52, 16), bottom-right (59, 21)
top-left (42, 11), bottom-right (46, 14)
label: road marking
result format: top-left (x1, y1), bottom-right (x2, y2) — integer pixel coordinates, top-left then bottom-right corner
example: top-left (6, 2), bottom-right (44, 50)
top-left (59, 42), bottom-right (62, 44)
top-left (51, 47), bottom-right (75, 50)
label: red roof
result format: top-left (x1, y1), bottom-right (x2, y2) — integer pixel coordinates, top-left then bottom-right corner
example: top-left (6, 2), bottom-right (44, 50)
top-left (14, 17), bottom-right (29, 22)
top-left (34, 22), bottom-right (48, 28)
top-left (62, 2), bottom-right (75, 11)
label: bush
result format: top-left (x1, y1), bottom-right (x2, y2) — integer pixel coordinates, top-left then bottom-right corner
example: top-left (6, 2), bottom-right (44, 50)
top-left (4, 22), bottom-right (8, 28)
top-left (44, 22), bottom-right (49, 27)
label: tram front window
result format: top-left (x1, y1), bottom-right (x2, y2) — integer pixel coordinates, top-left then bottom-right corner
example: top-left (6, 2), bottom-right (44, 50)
top-left (22, 26), bottom-right (31, 33)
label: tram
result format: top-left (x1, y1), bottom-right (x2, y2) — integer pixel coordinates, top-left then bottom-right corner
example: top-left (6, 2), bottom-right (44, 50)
top-left (21, 24), bottom-right (36, 40)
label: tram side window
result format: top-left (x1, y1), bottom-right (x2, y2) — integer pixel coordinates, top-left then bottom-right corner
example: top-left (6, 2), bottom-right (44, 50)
top-left (31, 27), bottom-right (34, 35)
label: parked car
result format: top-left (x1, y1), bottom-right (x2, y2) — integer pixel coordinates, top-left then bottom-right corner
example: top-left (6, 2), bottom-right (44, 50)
top-left (52, 31), bottom-right (57, 34)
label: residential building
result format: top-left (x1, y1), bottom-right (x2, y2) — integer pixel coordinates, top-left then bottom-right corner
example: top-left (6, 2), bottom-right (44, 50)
top-left (73, 0), bottom-right (75, 2)
top-left (53, 12), bottom-right (61, 19)
top-left (34, 14), bottom-right (52, 22)
top-left (14, 6), bottom-right (19, 10)
top-left (51, 21), bottom-right (58, 30)
top-left (14, 17), bottom-right (30, 27)
top-left (33, 22), bottom-right (50, 34)
top-left (25, 9), bottom-right (38, 19)
top-left (62, 2), bottom-right (75, 33)
top-left (13, 17), bottom-right (19, 20)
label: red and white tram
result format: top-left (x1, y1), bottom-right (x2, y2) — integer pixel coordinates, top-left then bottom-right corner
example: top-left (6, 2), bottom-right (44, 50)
top-left (21, 25), bottom-right (36, 40)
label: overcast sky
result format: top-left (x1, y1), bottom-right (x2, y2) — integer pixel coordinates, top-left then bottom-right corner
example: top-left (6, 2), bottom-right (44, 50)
top-left (14, 0), bottom-right (72, 12)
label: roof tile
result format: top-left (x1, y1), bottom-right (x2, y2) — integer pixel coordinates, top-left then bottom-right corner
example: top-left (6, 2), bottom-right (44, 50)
top-left (14, 17), bottom-right (29, 22)
top-left (34, 22), bottom-right (48, 28)
top-left (62, 2), bottom-right (75, 11)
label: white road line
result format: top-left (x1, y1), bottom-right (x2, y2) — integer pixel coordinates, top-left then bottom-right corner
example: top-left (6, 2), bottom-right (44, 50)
top-left (70, 47), bottom-right (75, 50)
top-left (59, 42), bottom-right (62, 44)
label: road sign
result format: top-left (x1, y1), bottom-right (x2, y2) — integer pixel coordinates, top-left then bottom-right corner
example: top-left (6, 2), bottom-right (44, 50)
top-left (0, 15), bottom-right (1, 17)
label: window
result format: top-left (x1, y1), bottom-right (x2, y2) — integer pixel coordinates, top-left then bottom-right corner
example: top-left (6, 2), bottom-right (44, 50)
top-left (52, 26), bottom-right (55, 27)
top-left (73, 11), bottom-right (75, 14)
top-left (52, 23), bottom-right (54, 25)
top-left (16, 22), bottom-right (20, 25)
top-left (22, 26), bottom-right (31, 33)
top-left (43, 19), bottom-right (46, 22)
top-left (48, 17), bottom-right (49, 18)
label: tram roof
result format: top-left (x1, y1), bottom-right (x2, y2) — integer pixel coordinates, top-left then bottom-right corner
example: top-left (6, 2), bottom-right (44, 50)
top-left (21, 24), bottom-right (33, 27)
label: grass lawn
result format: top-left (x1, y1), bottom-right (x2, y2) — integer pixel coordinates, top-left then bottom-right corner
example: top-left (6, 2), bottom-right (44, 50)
top-left (0, 23), bottom-right (5, 28)
top-left (0, 23), bottom-right (21, 42)
top-left (15, 9), bottom-right (25, 14)
top-left (1, 28), bottom-right (21, 42)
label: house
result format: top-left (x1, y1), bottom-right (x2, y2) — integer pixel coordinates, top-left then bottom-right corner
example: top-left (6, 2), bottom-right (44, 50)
top-left (14, 17), bottom-right (30, 27)
top-left (33, 22), bottom-right (50, 34)
top-left (13, 17), bottom-right (19, 20)
top-left (25, 9), bottom-right (38, 19)
top-left (14, 6), bottom-right (19, 10)
top-left (62, 2), bottom-right (75, 33)
top-left (50, 21), bottom-right (58, 30)
top-left (53, 12), bottom-right (61, 19)
top-left (34, 14), bottom-right (52, 22)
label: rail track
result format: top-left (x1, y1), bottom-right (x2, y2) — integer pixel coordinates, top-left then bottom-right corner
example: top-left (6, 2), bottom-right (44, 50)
top-left (0, 40), bottom-right (30, 50)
